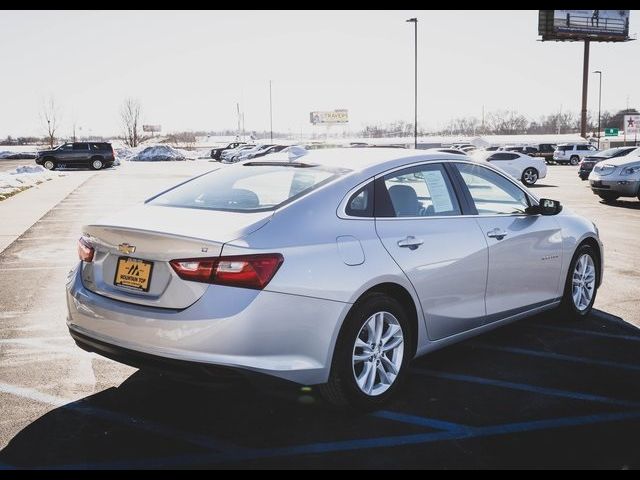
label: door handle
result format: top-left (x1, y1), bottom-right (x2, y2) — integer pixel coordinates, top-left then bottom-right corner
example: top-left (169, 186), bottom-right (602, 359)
top-left (397, 236), bottom-right (424, 250)
top-left (487, 228), bottom-right (508, 240)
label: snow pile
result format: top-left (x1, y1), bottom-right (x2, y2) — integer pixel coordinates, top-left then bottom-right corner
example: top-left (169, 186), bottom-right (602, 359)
top-left (0, 150), bottom-right (37, 159)
top-left (0, 165), bottom-right (55, 200)
top-left (129, 145), bottom-right (187, 162)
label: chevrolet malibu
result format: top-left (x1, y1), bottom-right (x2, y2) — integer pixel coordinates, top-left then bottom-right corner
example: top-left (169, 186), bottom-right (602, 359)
top-left (67, 149), bottom-right (603, 409)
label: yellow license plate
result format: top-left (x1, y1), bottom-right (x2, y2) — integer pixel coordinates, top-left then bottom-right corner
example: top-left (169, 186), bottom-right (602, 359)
top-left (114, 257), bottom-right (154, 292)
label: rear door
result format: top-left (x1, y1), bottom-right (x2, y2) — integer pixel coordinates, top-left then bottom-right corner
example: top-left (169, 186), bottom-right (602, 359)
top-left (374, 162), bottom-right (488, 340)
top-left (486, 152), bottom-right (521, 178)
top-left (72, 143), bottom-right (89, 163)
top-left (453, 162), bottom-right (563, 318)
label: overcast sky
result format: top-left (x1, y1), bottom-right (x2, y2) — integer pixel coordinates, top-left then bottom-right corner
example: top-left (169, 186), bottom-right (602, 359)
top-left (1, 10), bottom-right (639, 138)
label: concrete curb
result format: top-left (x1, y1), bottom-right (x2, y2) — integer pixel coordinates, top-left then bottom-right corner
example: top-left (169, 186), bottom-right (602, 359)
top-left (0, 172), bottom-right (96, 254)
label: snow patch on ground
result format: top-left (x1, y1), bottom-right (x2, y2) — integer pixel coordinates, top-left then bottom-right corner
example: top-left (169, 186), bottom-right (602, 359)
top-left (0, 165), bottom-right (56, 200)
top-left (121, 144), bottom-right (205, 162)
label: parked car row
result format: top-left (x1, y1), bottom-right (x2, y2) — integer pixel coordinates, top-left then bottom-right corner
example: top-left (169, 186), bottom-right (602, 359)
top-left (211, 143), bottom-right (289, 163)
top-left (578, 146), bottom-right (640, 180)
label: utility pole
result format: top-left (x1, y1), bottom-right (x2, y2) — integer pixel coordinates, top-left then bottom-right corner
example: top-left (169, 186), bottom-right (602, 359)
top-left (269, 80), bottom-right (273, 142)
top-left (580, 40), bottom-right (590, 138)
top-left (406, 17), bottom-right (418, 149)
top-left (236, 103), bottom-right (241, 140)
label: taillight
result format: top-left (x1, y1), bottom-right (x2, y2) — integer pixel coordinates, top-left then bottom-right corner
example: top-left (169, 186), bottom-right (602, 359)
top-left (170, 254), bottom-right (283, 290)
top-left (78, 237), bottom-right (94, 262)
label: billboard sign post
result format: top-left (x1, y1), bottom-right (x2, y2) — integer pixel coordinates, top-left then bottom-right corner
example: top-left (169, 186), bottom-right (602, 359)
top-left (538, 11), bottom-right (632, 141)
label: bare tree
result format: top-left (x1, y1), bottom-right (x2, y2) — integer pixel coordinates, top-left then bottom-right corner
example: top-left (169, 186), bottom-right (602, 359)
top-left (41, 96), bottom-right (59, 148)
top-left (121, 97), bottom-right (142, 147)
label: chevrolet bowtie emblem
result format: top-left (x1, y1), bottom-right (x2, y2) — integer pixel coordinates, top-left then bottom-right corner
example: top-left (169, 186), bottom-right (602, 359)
top-left (118, 243), bottom-right (136, 254)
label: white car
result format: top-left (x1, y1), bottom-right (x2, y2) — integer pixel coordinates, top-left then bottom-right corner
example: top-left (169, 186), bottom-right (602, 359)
top-left (553, 143), bottom-right (598, 165)
top-left (475, 151), bottom-right (547, 186)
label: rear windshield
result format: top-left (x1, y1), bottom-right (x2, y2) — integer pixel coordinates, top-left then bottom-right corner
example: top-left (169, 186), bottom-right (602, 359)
top-left (148, 164), bottom-right (348, 212)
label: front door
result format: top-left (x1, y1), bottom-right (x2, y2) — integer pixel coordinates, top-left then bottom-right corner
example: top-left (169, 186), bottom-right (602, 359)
top-left (374, 162), bottom-right (488, 340)
top-left (454, 162), bottom-right (563, 319)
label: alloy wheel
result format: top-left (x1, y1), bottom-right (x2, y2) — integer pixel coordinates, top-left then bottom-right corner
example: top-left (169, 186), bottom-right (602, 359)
top-left (572, 254), bottom-right (596, 311)
top-left (352, 311), bottom-right (404, 396)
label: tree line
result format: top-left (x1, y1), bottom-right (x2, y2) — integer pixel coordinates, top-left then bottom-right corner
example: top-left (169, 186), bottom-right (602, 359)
top-left (360, 108), bottom-right (640, 137)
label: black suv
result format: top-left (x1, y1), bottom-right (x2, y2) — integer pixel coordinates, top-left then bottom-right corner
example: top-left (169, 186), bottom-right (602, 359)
top-left (210, 142), bottom-right (246, 161)
top-left (529, 143), bottom-right (557, 164)
top-left (35, 142), bottom-right (116, 170)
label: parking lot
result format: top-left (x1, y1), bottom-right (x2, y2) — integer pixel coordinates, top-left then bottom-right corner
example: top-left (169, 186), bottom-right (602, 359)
top-left (0, 161), bottom-right (639, 468)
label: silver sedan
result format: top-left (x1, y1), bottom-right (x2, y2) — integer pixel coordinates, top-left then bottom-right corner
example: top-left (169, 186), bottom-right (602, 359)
top-left (67, 149), bottom-right (603, 409)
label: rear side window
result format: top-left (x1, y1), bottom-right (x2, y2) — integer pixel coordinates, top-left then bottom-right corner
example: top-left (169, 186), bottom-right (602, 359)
top-left (345, 182), bottom-right (374, 217)
top-left (72, 143), bottom-right (88, 151)
top-left (558, 145), bottom-right (574, 152)
top-left (149, 164), bottom-right (348, 212)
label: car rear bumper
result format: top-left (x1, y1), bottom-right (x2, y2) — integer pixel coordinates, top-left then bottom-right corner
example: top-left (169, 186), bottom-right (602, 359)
top-left (66, 263), bottom-right (350, 385)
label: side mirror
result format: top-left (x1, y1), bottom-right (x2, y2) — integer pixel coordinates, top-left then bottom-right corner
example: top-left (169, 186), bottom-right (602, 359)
top-left (526, 198), bottom-right (562, 216)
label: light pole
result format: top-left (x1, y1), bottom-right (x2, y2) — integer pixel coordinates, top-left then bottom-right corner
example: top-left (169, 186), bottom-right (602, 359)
top-left (593, 70), bottom-right (602, 149)
top-left (406, 17), bottom-right (417, 149)
top-left (269, 80), bottom-right (273, 143)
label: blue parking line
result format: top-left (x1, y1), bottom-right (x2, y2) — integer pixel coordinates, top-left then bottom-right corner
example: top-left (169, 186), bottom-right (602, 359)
top-left (411, 368), bottom-right (640, 408)
top-left (372, 410), bottom-right (472, 433)
top-left (527, 323), bottom-right (640, 342)
top-left (41, 410), bottom-right (640, 468)
top-left (469, 342), bottom-right (640, 373)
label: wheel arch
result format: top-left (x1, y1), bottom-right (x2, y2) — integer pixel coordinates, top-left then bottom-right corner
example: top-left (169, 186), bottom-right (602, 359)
top-left (578, 236), bottom-right (603, 287)
top-left (345, 282), bottom-right (420, 360)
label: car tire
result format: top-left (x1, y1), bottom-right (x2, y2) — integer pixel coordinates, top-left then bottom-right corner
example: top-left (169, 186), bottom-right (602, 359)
top-left (570, 156), bottom-right (580, 166)
top-left (558, 243), bottom-right (599, 320)
top-left (319, 293), bottom-right (412, 410)
top-left (598, 193), bottom-right (619, 203)
top-left (90, 158), bottom-right (104, 170)
top-left (521, 167), bottom-right (539, 186)
top-left (43, 159), bottom-right (56, 170)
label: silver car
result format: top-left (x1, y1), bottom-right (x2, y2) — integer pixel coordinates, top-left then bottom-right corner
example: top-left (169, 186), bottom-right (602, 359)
top-left (67, 149), bottom-right (603, 409)
top-left (588, 154), bottom-right (640, 203)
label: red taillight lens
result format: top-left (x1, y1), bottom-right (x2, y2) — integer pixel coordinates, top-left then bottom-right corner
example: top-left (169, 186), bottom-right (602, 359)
top-left (78, 237), bottom-right (94, 262)
top-left (170, 254), bottom-right (283, 290)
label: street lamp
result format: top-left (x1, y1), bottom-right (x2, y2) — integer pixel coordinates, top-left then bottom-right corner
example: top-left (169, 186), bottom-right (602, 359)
top-left (406, 17), bottom-right (418, 149)
top-left (593, 70), bottom-right (602, 149)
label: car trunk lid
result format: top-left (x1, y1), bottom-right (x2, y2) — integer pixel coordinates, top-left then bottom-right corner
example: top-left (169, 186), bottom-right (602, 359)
top-left (80, 204), bottom-right (273, 309)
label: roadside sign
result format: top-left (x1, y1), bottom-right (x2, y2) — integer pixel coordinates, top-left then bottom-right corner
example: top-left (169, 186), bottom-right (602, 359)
top-left (604, 128), bottom-right (619, 136)
top-left (624, 115), bottom-right (640, 135)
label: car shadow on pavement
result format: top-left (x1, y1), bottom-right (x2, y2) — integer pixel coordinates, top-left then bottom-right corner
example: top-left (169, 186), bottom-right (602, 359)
top-left (527, 184), bottom-right (558, 188)
top-left (1, 309), bottom-right (639, 468)
top-left (598, 199), bottom-right (640, 209)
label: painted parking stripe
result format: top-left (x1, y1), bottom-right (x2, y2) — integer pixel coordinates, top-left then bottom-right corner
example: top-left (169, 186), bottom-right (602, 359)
top-left (468, 343), bottom-right (640, 372)
top-left (0, 382), bottom-right (244, 454)
top-left (372, 410), bottom-right (472, 433)
top-left (527, 323), bottom-right (640, 342)
top-left (38, 410), bottom-right (640, 468)
top-left (411, 368), bottom-right (640, 408)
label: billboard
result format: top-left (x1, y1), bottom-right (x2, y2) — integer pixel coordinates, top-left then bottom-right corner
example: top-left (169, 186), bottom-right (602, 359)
top-left (538, 10), bottom-right (630, 42)
top-left (143, 125), bottom-right (161, 133)
top-left (310, 109), bottom-right (349, 125)
top-left (624, 115), bottom-right (640, 135)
